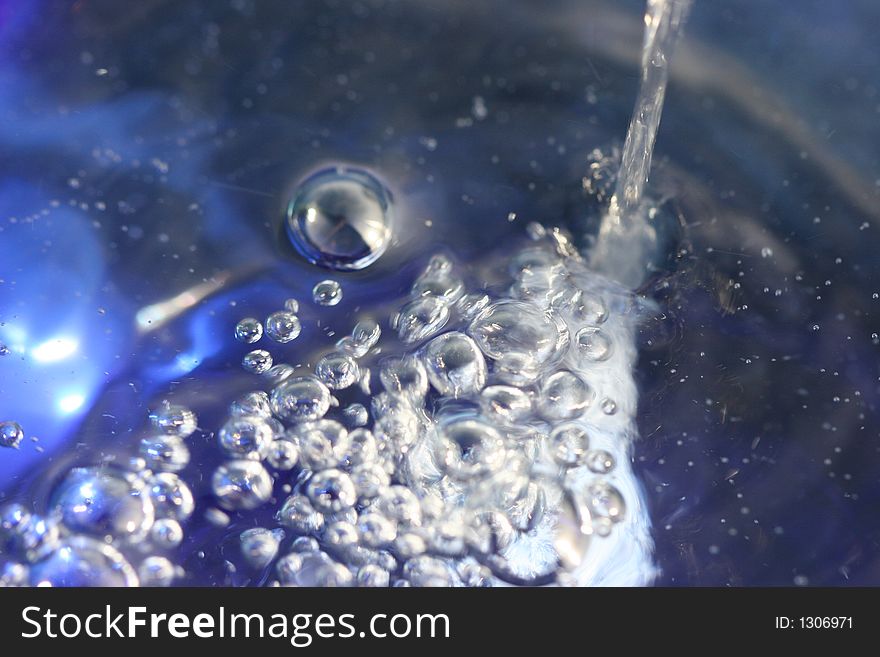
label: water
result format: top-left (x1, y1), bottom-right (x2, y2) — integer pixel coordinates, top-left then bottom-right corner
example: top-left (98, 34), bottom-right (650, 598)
top-left (2, 0), bottom-right (880, 587)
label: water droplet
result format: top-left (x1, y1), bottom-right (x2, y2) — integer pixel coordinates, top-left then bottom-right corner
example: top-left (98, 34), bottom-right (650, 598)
top-left (393, 296), bottom-right (450, 344)
top-left (537, 370), bottom-right (594, 421)
top-left (270, 376), bottom-right (332, 423)
top-left (312, 279), bottom-right (343, 306)
top-left (50, 467), bottom-right (154, 541)
top-left (422, 331), bottom-right (487, 398)
top-left (234, 317), bottom-right (263, 344)
top-left (265, 311), bottom-right (301, 343)
top-left (315, 351), bottom-right (360, 389)
top-left (242, 349), bottom-right (273, 374)
top-left (0, 421), bottom-right (24, 448)
top-left (212, 460), bottom-right (273, 511)
top-left (286, 166), bottom-right (392, 271)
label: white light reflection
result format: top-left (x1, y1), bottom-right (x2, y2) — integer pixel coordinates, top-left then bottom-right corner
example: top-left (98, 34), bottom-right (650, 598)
top-left (31, 337), bottom-right (78, 363)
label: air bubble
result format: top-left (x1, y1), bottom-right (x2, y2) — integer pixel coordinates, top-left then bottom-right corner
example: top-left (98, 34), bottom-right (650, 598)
top-left (393, 296), bottom-right (450, 344)
top-left (315, 352), bottom-right (360, 389)
top-left (218, 416), bottom-right (274, 460)
top-left (234, 317), bottom-right (263, 344)
top-left (548, 422), bottom-right (590, 466)
top-left (422, 332), bottom-right (487, 398)
top-left (265, 311), bottom-right (301, 343)
top-left (0, 421), bottom-right (24, 448)
top-left (240, 528), bottom-right (284, 569)
top-left (139, 435), bottom-right (191, 472)
top-left (479, 386), bottom-right (532, 424)
top-left (537, 371), bottom-right (594, 421)
top-left (29, 537), bottom-right (138, 587)
top-left (212, 461), bottom-right (273, 511)
top-left (242, 349), bottom-right (273, 374)
top-left (286, 167), bottom-right (392, 271)
top-left (148, 402), bottom-right (198, 437)
top-left (270, 377), bottom-right (332, 423)
top-left (312, 280), bottom-right (343, 306)
top-left (575, 326), bottom-right (612, 362)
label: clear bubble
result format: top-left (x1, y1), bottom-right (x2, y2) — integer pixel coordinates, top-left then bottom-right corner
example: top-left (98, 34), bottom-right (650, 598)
top-left (50, 467), bottom-right (154, 541)
top-left (305, 470), bottom-right (357, 513)
top-left (412, 268), bottom-right (464, 302)
top-left (357, 564), bottom-right (390, 587)
top-left (422, 332), bottom-right (487, 398)
top-left (284, 298), bottom-right (300, 313)
top-left (586, 481), bottom-right (626, 522)
top-left (329, 405), bottom-right (360, 432)
top-left (263, 363), bottom-right (295, 385)
top-left (357, 512), bottom-right (397, 548)
top-left (479, 385), bottom-right (532, 424)
top-left (0, 421), bottom-right (24, 448)
top-left (549, 422), bottom-right (591, 466)
top-left (350, 319), bottom-right (381, 354)
top-left (572, 293), bottom-right (608, 325)
top-left (601, 397), bottom-right (618, 415)
top-left (393, 296), bottom-right (450, 344)
top-left (469, 300), bottom-right (566, 368)
top-left (376, 486), bottom-right (422, 526)
top-left (575, 326), bottom-right (612, 362)
top-left (585, 449), bottom-right (616, 474)
top-left (315, 351), bottom-right (360, 389)
top-left (371, 393), bottom-right (421, 448)
top-left (147, 472), bottom-right (195, 521)
top-left (312, 279), bottom-right (343, 306)
top-left (439, 418), bottom-right (505, 481)
top-left (234, 317), bottom-right (263, 344)
top-left (286, 167), bottom-right (392, 271)
top-left (229, 391), bottom-right (272, 418)
top-left (266, 439), bottom-right (300, 471)
top-left (344, 428), bottom-right (378, 468)
top-left (148, 402), bottom-right (198, 438)
top-left (138, 556), bottom-right (177, 587)
top-left (212, 461), bottom-right (273, 511)
top-left (402, 556), bottom-right (455, 587)
top-left (29, 537), bottom-right (138, 587)
top-left (325, 521), bottom-right (359, 550)
top-left (242, 349), bottom-right (273, 374)
top-left (276, 550), bottom-right (353, 587)
top-left (276, 494), bottom-right (325, 534)
top-left (270, 376), bottom-right (332, 423)
top-left (455, 293), bottom-right (491, 322)
top-left (351, 463), bottom-right (391, 500)
top-left (150, 518), bottom-right (184, 549)
top-left (139, 435), bottom-right (190, 472)
top-left (537, 370), bottom-right (594, 421)
top-left (265, 311), bottom-right (302, 343)
top-left (218, 415), bottom-right (274, 460)
top-left (240, 527), bottom-right (285, 569)
top-left (379, 356), bottom-right (428, 401)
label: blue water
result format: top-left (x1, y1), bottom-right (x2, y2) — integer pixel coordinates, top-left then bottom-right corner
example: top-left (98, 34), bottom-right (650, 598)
top-left (1, 0), bottom-right (879, 585)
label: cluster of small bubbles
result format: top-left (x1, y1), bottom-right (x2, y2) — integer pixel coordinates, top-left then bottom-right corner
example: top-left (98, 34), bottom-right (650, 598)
top-left (240, 528), bottom-right (285, 569)
top-left (265, 310), bottom-right (302, 343)
top-left (0, 421), bottom-right (24, 448)
top-left (234, 317), bottom-right (263, 344)
top-left (315, 352), bottom-right (360, 389)
top-left (313, 280), bottom-right (343, 306)
top-left (242, 349), bottom-right (273, 374)
top-left (212, 460), bottom-right (273, 511)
